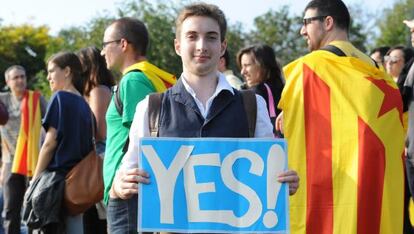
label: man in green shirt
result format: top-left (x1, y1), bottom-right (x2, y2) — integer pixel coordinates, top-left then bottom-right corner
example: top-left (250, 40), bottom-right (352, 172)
top-left (101, 17), bottom-right (175, 233)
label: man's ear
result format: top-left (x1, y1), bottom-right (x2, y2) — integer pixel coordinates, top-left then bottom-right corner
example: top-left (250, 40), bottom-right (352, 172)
top-left (325, 16), bottom-right (334, 31)
top-left (174, 38), bottom-right (181, 56)
top-left (218, 57), bottom-right (226, 71)
top-left (120, 38), bottom-right (128, 52)
top-left (220, 40), bottom-right (227, 57)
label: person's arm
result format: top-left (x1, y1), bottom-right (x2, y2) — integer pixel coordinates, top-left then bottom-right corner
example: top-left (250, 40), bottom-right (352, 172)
top-left (0, 163), bottom-right (6, 185)
top-left (32, 127), bottom-right (57, 179)
top-left (88, 86), bottom-right (111, 141)
top-left (275, 111), bottom-right (284, 134)
top-left (111, 96), bottom-right (151, 199)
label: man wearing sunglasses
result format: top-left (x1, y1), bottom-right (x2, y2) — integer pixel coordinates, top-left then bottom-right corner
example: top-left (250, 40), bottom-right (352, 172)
top-left (101, 17), bottom-right (175, 233)
top-left (278, 0), bottom-right (405, 233)
top-left (300, 2), bottom-right (375, 64)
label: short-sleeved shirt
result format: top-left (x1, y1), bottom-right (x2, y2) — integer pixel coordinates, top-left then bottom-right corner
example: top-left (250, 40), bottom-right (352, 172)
top-left (43, 91), bottom-right (93, 172)
top-left (104, 70), bottom-right (155, 203)
top-left (0, 91), bottom-right (47, 163)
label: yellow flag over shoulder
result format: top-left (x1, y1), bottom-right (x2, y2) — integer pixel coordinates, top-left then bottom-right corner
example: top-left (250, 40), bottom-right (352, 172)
top-left (280, 50), bottom-right (405, 234)
top-left (12, 90), bottom-right (42, 177)
top-left (123, 60), bottom-right (176, 92)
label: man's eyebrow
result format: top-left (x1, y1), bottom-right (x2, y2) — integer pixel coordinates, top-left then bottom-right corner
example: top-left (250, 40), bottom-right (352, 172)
top-left (206, 31), bottom-right (219, 35)
top-left (184, 31), bottom-right (197, 35)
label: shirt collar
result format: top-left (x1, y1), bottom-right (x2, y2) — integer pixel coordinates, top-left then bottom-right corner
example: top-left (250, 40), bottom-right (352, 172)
top-left (180, 71), bottom-right (235, 98)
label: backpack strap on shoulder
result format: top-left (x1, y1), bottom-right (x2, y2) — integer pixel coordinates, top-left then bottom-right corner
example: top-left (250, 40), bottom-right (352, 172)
top-left (121, 92), bottom-right (162, 153)
top-left (321, 44), bottom-right (379, 68)
top-left (240, 89), bottom-right (257, 137)
top-left (113, 85), bottom-right (123, 116)
top-left (320, 44), bottom-right (346, 57)
top-left (113, 69), bottom-right (142, 116)
top-left (148, 93), bottom-right (163, 137)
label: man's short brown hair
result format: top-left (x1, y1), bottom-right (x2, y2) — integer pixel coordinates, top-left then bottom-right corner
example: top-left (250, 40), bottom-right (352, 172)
top-left (175, 3), bottom-right (227, 42)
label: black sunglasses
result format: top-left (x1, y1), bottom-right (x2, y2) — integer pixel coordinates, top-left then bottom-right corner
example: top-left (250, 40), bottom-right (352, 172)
top-left (102, 39), bottom-right (122, 49)
top-left (302, 16), bottom-right (328, 26)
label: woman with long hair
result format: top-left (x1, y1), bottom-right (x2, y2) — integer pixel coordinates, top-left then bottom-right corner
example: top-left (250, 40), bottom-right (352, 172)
top-left (78, 46), bottom-right (115, 156)
top-left (237, 44), bottom-right (285, 136)
top-left (77, 46), bottom-right (114, 234)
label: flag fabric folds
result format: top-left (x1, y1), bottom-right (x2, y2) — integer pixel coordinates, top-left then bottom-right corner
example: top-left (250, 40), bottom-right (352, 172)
top-left (279, 50), bottom-right (405, 234)
top-left (12, 90), bottom-right (42, 177)
top-left (123, 61), bottom-right (176, 92)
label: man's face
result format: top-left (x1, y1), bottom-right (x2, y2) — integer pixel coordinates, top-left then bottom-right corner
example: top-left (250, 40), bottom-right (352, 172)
top-left (300, 8), bottom-right (326, 51)
top-left (100, 24), bottom-right (123, 71)
top-left (6, 68), bottom-right (27, 95)
top-left (174, 16), bottom-right (226, 77)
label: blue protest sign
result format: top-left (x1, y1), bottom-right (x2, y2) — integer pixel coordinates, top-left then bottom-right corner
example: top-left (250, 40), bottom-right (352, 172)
top-left (138, 138), bottom-right (289, 233)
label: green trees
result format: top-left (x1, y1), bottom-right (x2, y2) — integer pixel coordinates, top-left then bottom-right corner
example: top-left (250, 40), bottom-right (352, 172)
top-left (0, 24), bottom-right (52, 89)
top-left (247, 6), bottom-right (307, 65)
top-left (375, 0), bottom-right (414, 48)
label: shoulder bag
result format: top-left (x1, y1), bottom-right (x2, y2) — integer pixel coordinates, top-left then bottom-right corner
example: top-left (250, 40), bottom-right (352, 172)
top-left (64, 110), bottom-right (103, 216)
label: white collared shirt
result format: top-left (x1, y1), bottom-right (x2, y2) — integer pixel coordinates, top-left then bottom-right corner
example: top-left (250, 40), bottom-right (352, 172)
top-left (120, 72), bottom-right (273, 170)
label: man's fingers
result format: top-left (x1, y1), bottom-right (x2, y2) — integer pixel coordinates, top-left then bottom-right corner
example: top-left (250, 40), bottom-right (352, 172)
top-left (125, 168), bottom-right (150, 178)
top-left (278, 175), bottom-right (299, 183)
top-left (120, 181), bottom-right (139, 190)
top-left (119, 188), bottom-right (138, 200)
top-left (122, 174), bottom-right (150, 184)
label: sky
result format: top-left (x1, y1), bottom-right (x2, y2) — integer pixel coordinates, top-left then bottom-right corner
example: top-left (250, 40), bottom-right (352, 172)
top-left (0, 0), bottom-right (396, 35)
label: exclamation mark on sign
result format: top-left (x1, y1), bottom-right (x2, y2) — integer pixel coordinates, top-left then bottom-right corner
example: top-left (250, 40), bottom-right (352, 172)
top-left (263, 144), bottom-right (285, 228)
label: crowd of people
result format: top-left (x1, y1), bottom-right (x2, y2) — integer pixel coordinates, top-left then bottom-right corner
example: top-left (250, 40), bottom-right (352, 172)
top-left (0, 0), bottom-right (412, 233)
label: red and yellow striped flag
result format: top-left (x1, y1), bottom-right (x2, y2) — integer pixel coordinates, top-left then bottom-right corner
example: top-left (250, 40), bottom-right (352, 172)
top-left (279, 50), bottom-right (405, 234)
top-left (12, 90), bottom-right (42, 177)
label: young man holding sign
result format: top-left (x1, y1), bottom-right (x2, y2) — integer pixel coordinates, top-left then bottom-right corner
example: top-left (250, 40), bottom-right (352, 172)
top-left (112, 2), bottom-right (299, 232)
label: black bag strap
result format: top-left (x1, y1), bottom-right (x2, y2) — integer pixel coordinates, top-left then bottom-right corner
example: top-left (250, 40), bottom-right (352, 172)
top-left (320, 44), bottom-right (346, 57)
top-left (113, 69), bottom-right (142, 116)
top-left (240, 90), bottom-right (257, 137)
top-left (113, 85), bottom-right (123, 116)
top-left (148, 93), bottom-right (163, 137)
top-left (121, 92), bottom-right (163, 153)
top-left (321, 44), bottom-right (379, 69)
top-left (89, 109), bottom-right (96, 151)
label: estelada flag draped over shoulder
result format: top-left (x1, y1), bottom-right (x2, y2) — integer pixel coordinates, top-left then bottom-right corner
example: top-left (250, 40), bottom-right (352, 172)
top-left (12, 90), bottom-right (42, 177)
top-left (123, 60), bottom-right (176, 92)
top-left (279, 50), bottom-right (405, 234)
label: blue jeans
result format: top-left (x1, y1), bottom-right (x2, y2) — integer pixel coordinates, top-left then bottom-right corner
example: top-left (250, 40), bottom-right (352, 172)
top-left (106, 195), bottom-right (137, 234)
top-left (66, 214), bottom-right (83, 234)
